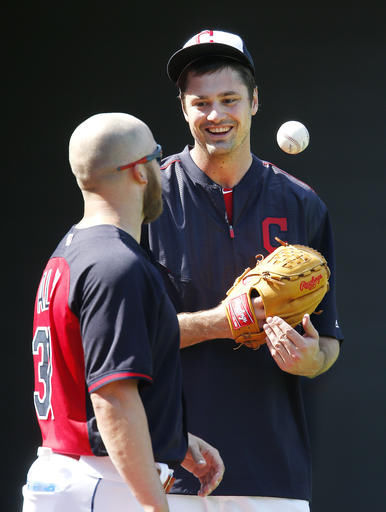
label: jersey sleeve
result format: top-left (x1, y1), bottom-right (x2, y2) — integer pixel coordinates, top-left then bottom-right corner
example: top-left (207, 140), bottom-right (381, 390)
top-left (307, 201), bottom-right (343, 341)
top-left (76, 257), bottom-right (155, 393)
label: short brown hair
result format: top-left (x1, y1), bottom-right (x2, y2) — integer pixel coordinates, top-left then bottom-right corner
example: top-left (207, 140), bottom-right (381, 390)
top-left (177, 57), bottom-right (257, 104)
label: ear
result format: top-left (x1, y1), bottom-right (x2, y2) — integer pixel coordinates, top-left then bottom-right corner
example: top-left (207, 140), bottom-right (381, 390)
top-left (132, 165), bottom-right (148, 185)
top-left (251, 87), bottom-right (259, 116)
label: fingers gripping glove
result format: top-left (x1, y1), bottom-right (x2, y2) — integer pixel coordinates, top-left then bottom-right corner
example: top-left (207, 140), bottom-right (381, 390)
top-left (223, 239), bottom-right (331, 349)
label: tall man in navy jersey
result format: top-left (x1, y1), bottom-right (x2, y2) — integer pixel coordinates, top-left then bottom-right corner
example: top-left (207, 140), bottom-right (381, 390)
top-left (23, 112), bottom-right (224, 512)
top-left (143, 30), bottom-right (343, 512)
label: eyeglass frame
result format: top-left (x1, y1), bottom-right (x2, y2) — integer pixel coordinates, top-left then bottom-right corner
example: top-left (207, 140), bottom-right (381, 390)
top-left (117, 144), bottom-right (163, 171)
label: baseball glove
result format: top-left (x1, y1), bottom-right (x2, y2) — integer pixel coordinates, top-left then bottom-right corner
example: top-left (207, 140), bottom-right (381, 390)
top-left (223, 238), bottom-right (330, 349)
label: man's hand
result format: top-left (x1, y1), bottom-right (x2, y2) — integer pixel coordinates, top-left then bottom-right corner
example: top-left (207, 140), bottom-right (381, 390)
top-left (251, 296), bottom-right (266, 329)
top-left (181, 433), bottom-right (224, 497)
top-left (263, 314), bottom-right (325, 377)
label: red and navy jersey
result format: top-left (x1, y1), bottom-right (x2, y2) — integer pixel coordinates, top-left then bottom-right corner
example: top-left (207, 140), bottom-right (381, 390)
top-left (142, 146), bottom-right (343, 499)
top-left (32, 225), bottom-right (187, 467)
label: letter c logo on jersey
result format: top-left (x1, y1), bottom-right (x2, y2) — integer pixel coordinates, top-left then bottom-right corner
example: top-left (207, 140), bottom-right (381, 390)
top-left (262, 217), bottom-right (288, 253)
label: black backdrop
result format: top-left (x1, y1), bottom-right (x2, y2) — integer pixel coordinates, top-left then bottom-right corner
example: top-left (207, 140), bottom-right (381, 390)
top-left (4, 5), bottom-right (386, 511)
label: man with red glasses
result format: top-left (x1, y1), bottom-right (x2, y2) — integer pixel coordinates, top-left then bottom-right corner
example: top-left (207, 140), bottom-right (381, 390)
top-left (22, 112), bottom-right (224, 512)
top-left (143, 30), bottom-right (343, 511)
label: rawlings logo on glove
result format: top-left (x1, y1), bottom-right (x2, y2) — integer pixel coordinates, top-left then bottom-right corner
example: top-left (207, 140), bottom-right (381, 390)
top-left (223, 238), bottom-right (330, 349)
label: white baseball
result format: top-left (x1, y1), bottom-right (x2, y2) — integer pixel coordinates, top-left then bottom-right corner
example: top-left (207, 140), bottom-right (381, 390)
top-left (276, 121), bottom-right (310, 154)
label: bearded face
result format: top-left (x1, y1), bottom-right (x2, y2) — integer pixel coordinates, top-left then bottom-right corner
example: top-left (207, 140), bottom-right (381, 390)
top-left (142, 161), bottom-right (163, 224)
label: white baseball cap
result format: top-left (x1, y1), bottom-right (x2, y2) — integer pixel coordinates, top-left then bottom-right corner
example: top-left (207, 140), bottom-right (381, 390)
top-left (167, 29), bottom-right (255, 83)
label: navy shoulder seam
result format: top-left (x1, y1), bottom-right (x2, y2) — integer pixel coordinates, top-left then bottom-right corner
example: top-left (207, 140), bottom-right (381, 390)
top-left (161, 158), bottom-right (181, 171)
top-left (264, 160), bottom-right (316, 193)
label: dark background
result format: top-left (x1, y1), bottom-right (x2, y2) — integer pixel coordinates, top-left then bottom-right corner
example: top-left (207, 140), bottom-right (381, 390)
top-left (4, 4), bottom-right (386, 511)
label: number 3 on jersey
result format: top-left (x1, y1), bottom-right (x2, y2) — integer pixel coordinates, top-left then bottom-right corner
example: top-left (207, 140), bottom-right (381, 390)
top-left (32, 327), bottom-right (54, 420)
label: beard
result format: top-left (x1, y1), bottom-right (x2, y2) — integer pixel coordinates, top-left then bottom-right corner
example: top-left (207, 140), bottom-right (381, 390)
top-left (142, 163), bottom-right (163, 224)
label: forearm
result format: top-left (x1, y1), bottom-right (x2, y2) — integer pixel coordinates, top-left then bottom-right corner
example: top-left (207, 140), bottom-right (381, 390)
top-left (91, 381), bottom-right (168, 512)
top-left (178, 304), bottom-right (231, 348)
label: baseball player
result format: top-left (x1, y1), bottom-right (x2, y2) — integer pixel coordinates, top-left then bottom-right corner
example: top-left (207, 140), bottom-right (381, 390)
top-left (142, 30), bottom-right (343, 511)
top-left (22, 112), bottom-right (224, 512)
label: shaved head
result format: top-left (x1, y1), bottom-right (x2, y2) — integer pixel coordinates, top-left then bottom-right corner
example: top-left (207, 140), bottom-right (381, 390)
top-left (69, 112), bottom-right (156, 189)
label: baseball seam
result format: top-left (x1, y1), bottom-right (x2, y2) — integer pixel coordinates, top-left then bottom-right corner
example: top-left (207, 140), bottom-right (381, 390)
top-left (284, 134), bottom-right (301, 152)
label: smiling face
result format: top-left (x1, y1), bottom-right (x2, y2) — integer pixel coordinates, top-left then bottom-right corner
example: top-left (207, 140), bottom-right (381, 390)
top-left (181, 67), bottom-right (258, 160)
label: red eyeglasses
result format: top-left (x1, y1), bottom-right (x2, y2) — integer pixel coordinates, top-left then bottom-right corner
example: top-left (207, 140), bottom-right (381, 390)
top-left (117, 144), bottom-right (163, 171)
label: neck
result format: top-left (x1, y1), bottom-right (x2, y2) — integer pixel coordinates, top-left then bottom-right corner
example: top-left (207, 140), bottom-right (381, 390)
top-left (190, 142), bottom-right (253, 189)
top-left (77, 192), bottom-right (143, 242)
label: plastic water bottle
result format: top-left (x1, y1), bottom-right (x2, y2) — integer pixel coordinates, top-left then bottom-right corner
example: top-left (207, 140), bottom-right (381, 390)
top-left (26, 447), bottom-right (71, 493)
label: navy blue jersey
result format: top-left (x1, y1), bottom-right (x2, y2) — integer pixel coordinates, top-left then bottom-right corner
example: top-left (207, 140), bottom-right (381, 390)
top-left (32, 225), bottom-right (187, 467)
top-left (142, 146), bottom-right (343, 499)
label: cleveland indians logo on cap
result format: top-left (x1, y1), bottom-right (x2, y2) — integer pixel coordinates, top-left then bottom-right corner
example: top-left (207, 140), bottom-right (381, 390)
top-left (195, 30), bottom-right (215, 43)
top-left (184, 30), bottom-right (245, 53)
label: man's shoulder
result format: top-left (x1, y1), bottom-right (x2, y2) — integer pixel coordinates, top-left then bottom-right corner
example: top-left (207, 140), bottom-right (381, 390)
top-left (255, 156), bottom-right (317, 195)
top-left (159, 147), bottom-right (188, 180)
top-left (59, 226), bottom-right (152, 284)
top-left (161, 152), bottom-right (184, 170)
top-left (253, 156), bottom-right (328, 213)
top-left (158, 147), bottom-right (196, 196)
